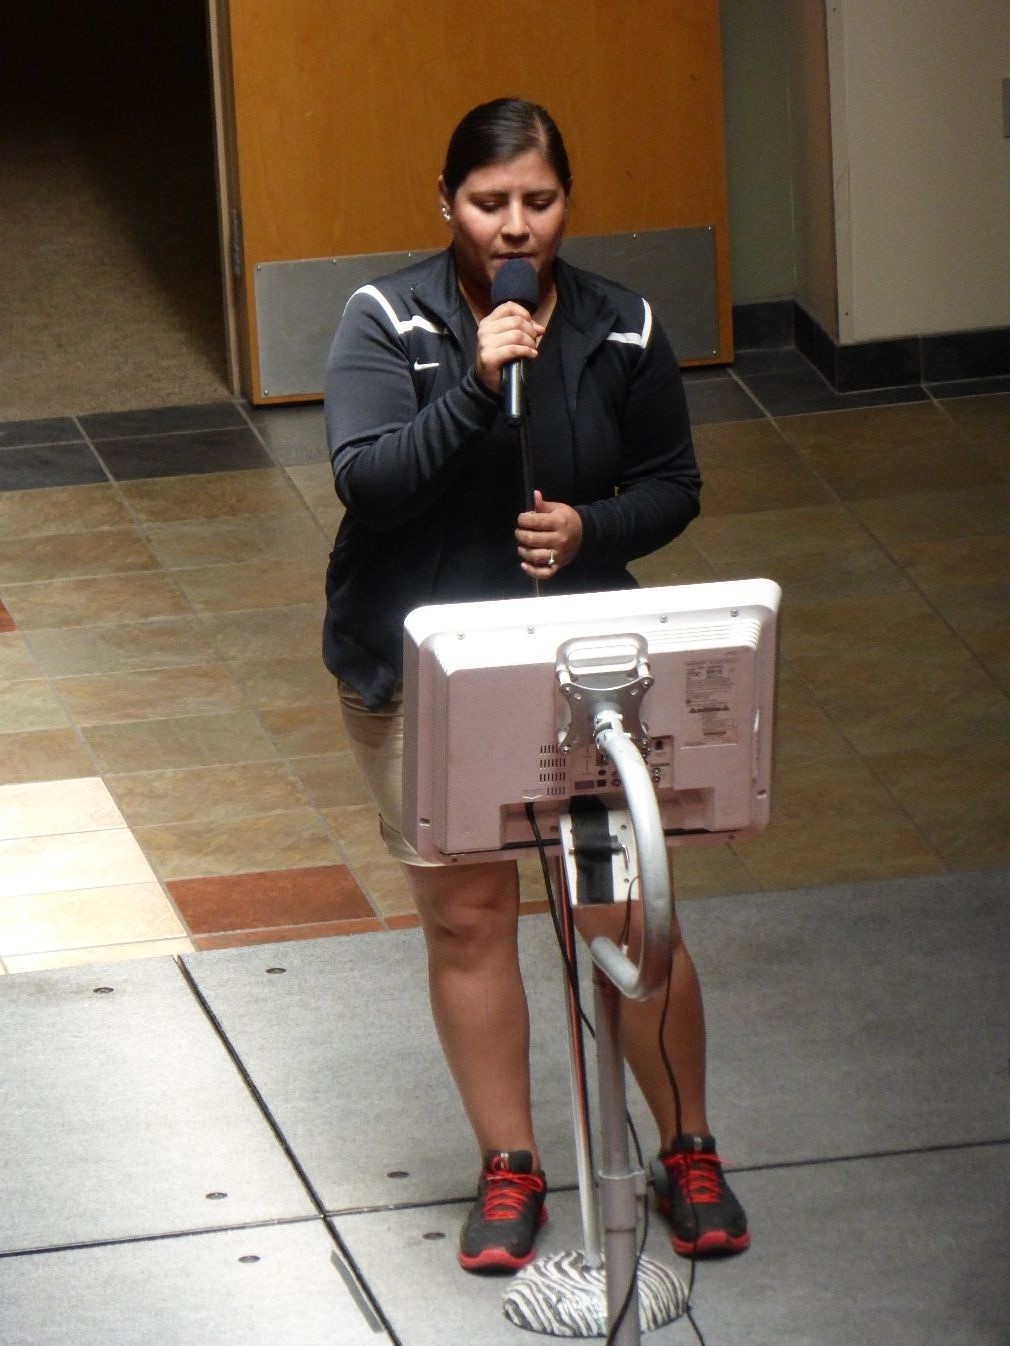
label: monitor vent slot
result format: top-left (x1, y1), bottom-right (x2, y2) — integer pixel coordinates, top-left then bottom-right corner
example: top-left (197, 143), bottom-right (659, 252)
top-left (654, 621), bottom-right (763, 651)
top-left (539, 745), bottom-right (569, 797)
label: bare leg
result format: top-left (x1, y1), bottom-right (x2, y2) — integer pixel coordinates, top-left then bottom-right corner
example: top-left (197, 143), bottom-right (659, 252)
top-left (574, 897), bottom-right (708, 1149)
top-left (405, 859), bottom-right (541, 1167)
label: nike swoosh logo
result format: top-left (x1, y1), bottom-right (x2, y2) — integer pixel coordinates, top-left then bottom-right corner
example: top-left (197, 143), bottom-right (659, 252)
top-left (413, 359), bottom-right (439, 371)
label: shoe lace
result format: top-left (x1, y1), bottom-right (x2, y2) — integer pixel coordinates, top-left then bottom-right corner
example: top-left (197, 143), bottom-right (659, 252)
top-left (482, 1168), bottom-right (543, 1221)
top-left (669, 1152), bottom-right (724, 1205)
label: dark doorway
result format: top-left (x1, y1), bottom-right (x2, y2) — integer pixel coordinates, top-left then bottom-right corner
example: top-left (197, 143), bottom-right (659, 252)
top-left (1, 2), bottom-right (230, 420)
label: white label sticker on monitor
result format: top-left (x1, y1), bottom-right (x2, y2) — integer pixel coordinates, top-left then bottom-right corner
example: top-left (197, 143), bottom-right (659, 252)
top-left (684, 656), bottom-right (739, 745)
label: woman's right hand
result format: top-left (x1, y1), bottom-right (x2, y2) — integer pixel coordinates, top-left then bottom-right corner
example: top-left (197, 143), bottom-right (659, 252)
top-left (475, 302), bottom-right (545, 396)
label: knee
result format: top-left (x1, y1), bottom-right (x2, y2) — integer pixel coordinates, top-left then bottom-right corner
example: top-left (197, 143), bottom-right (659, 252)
top-left (410, 864), bottom-right (519, 948)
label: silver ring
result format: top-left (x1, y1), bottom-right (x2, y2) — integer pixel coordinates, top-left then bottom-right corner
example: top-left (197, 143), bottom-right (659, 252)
top-left (547, 550), bottom-right (557, 568)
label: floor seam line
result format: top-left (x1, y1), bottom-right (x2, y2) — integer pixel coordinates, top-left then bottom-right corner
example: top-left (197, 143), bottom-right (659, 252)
top-left (0, 1213), bottom-right (324, 1261)
top-left (172, 953), bottom-right (402, 1344)
top-left (729, 1135), bottom-right (1010, 1177)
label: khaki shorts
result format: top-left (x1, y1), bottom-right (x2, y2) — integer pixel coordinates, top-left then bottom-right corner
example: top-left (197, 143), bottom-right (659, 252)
top-left (338, 682), bottom-right (439, 867)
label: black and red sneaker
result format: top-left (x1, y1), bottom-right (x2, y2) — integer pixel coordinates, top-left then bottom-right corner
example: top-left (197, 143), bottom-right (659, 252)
top-left (653, 1133), bottom-right (750, 1258)
top-left (458, 1150), bottom-right (548, 1273)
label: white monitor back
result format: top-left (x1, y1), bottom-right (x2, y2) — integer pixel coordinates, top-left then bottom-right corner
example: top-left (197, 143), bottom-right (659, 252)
top-left (402, 579), bottom-right (780, 864)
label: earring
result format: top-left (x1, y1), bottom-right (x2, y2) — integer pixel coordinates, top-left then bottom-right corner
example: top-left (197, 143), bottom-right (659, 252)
top-left (441, 207), bottom-right (451, 221)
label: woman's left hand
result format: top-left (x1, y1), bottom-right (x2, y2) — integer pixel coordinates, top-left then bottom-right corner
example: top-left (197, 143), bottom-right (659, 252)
top-left (516, 490), bottom-right (583, 579)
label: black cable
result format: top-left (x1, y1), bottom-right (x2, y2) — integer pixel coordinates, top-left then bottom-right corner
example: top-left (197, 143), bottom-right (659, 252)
top-left (516, 418), bottom-right (540, 598)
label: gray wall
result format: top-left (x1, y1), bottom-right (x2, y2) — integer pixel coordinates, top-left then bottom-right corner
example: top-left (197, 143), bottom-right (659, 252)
top-left (719, 0), bottom-right (796, 305)
top-left (719, 0), bottom-right (1010, 342)
top-left (720, 0), bottom-right (840, 335)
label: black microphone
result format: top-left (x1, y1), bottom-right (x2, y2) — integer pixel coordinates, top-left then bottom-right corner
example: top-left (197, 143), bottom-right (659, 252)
top-left (490, 259), bottom-right (540, 424)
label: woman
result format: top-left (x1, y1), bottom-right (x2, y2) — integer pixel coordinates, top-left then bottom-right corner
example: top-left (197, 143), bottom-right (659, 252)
top-left (323, 97), bottom-right (749, 1273)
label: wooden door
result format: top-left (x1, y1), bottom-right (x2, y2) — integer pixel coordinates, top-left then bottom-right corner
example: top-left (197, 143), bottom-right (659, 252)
top-left (211, 0), bottom-right (732, 403)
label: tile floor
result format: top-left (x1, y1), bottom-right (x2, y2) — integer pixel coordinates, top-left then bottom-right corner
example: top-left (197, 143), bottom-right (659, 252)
top-left (1, 352), bottom-right (1008, 973)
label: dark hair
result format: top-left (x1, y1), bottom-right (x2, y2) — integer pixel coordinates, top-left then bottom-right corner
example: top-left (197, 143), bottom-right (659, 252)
top-left (441, 97), bottom-right (572, 199)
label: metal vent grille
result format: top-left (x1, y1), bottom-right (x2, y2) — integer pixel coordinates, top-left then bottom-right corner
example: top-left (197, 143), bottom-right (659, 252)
top-left (539, 745), bottom-right (569, 797)
top-left (654, 622), bottom-right (763, 652)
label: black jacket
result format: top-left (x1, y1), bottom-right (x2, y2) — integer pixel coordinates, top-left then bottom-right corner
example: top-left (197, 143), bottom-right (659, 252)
top-left (323, 248), bottom-right (701, 709)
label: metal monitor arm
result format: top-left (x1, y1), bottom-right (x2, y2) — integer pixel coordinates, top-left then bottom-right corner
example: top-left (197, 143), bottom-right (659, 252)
top-left (556, 633), bottom-right (671, 1002)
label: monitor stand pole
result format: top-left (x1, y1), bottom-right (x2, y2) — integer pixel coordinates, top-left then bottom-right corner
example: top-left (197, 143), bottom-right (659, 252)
top-left (503, 665), bottom-right (690, 1340)
top-left (503, 838), bottom-right (688, 1341)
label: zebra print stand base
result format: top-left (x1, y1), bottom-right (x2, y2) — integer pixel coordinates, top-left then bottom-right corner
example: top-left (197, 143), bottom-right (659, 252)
top-left (502, 1251), bottom-right (688, 1337)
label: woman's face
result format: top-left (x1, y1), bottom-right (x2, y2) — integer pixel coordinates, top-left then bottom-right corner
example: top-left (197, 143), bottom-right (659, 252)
top-left (439, 150), bottom-right (568, 312)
